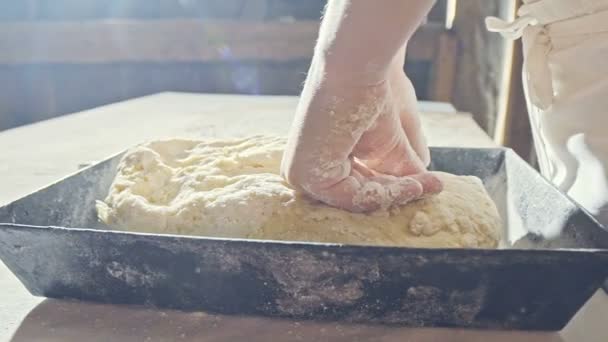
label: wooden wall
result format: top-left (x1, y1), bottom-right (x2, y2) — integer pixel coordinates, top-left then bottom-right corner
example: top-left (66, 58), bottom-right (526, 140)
top-left (451, 0), bottom-right (516, 136)
top-left (0, 1), bottom-right (452, 131)
top-left (0, 19), bottom-right (318, 129)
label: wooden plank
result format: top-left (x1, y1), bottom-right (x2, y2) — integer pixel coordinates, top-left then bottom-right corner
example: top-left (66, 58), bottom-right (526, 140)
top-left (0, 19), bottom-right (453, 130)
top-left (0, 19), bottom-right (319, 64)
top-left (12, 294), bottom-right (601, 342)
top-left (0, 19), bottom-right (448, 65)
top-left (0, 0), bottom-right (328, 21)
top-left (0, 67), bottom-right (25, 129)
top-left (0, 66), bottom-right (57, 127)
top-left (0, 61), bottom-right (312, 131)
top-left (427, 0), bottom-right (449, 24)
top-left (500, 39), bottom-right (535, 163)
top-left (1, 0), bottom-right (439, 23)
top-left (407, 23), bottom-right (446, 61)
top-left (492, 0), bottom-right (535, 163)
top-left (450, 0), bottom-right (514, 135)
top-left (428, 31), bottom-right (458, 102)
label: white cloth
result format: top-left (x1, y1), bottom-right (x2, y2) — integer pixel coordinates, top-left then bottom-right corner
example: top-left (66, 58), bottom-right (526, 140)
top-left (487, 0), bottom-right (608, 224)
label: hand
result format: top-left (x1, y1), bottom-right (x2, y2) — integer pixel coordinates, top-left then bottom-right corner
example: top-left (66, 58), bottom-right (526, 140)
top-left (281, 53), bottom-right (442, 212)
top-left (281, 0), bottom-right (440, 212)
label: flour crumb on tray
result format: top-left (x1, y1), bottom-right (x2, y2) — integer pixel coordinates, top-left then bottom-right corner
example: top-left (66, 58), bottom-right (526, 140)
top-left (96, 135), bottom-right (502, 248)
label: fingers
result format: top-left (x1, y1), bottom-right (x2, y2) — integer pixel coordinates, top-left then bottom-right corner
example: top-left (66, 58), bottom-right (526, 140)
top-left (410, 172), bottom-right (443, 196)
top-left (352, 105), bottom-right (428, 176)
top-left (393, 72), bottom-right (431, 166)
top-left (366, 134), bottom-right (428, 176)
top-left (400, 107), bottom-right (431, 167)
top-left (351, 157), bottom-right (376, 178)
top-left (369, 175), bottom-right (424, 206)
top-left (351, 72), bottom-right (430, 176)
top-left (307, 163), bottom-right (425, 213)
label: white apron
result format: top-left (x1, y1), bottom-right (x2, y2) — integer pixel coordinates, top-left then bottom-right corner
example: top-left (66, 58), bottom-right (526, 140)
top-left (487, 0), bottom-right (608, 225)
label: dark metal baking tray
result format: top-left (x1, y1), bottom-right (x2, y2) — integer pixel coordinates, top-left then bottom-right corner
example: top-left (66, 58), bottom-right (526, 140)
top-left (1, 147), bottom-right (607, 330)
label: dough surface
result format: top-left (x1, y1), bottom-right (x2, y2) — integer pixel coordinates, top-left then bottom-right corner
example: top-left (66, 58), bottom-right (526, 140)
top-left (97, 136), bottom-right (502, 248)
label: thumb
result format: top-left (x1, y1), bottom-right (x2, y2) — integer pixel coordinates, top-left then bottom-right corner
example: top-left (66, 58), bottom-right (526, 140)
top-left (367, 134), bottom-right (427, 176)
top-left (353, 109), bottom-right (427, 176)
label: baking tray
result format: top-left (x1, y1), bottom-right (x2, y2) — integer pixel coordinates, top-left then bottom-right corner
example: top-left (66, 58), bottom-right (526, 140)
top-left (1, 147), bottom-right (608, 331)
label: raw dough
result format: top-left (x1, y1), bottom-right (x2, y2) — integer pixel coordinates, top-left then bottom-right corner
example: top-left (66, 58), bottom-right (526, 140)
top-left (97, 136), bottom-right (502, 248)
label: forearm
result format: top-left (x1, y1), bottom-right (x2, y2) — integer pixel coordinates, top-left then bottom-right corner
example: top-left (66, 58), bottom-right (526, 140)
top-left (317, 0), bottom-right (436, 85)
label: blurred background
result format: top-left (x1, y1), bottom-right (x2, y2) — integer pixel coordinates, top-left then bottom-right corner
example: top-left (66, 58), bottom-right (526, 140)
top-left (0, 0), bottom-right (531, 160)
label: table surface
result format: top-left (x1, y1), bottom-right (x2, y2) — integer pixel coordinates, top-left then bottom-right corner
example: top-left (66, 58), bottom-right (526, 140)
top-left (0, 92), bottom-right (606, 341)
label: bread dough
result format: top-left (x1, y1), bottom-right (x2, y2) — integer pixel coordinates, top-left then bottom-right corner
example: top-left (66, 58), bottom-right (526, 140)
top-left (97, 136), bottom-right (502, 248)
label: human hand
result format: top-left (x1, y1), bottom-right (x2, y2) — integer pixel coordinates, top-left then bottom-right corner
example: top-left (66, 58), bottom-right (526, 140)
top-left (281, 0), bottom-right (440, 212)
top-left (281, 54), bottom-right (442, 212)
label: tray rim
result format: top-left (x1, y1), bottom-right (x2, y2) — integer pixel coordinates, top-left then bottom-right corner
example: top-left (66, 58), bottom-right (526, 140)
top-left (3, 145), bottom-right (512, 204)
top-left (2, 223), bottom-right (608, 255)
top-left (1, 145), bottom-right (607, 254)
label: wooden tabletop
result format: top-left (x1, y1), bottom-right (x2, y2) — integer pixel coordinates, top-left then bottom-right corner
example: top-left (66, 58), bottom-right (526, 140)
top-left (0, 92), bottom-right (606, 341)
top-left (0, 92), bottom-right (494, 206)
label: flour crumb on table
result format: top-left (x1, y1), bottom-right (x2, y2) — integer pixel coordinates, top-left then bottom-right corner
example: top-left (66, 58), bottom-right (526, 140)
top-left (97, 135), bottom-right (502, 248)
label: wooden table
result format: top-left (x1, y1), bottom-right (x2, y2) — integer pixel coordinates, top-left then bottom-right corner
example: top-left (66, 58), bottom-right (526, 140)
top-left (0, 92), bottom-right (606, 341)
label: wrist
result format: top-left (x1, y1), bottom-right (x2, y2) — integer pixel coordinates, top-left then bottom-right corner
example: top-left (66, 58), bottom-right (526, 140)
top-left (309, 52), bottom-right (390, 91)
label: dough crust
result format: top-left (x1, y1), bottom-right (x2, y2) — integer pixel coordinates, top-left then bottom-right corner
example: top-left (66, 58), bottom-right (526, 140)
top-left (97, 136), bottom-right (502, 248)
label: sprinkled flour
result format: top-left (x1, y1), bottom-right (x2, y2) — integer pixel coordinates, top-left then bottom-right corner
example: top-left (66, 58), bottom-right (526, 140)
top-left (97, 135), bottom-right (502, 248)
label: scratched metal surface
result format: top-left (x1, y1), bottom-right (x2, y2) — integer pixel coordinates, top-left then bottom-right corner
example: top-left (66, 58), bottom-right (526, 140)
top-left (0, 147), bottom-right (608, 330)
